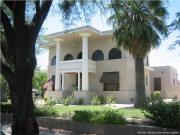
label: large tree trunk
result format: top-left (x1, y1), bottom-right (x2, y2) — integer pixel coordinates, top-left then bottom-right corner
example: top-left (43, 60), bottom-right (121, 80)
top-left (0, 1), bottom-right (53, 134)
top-left (10, 39), bottom-right (39, 135)
top-left (135, 57), bottom-right (146, 106)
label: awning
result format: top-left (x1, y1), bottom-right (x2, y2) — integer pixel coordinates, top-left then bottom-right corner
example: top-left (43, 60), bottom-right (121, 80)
top-left (99, 72), bottom-right (119, 83)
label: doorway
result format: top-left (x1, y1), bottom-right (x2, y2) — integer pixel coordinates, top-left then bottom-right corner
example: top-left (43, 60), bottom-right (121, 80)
top-left (154, 77), bottom-right (161, 91)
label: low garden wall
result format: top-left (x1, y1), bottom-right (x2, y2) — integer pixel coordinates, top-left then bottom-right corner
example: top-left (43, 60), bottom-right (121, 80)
top-left (1, 113), bottom-right (179, 135)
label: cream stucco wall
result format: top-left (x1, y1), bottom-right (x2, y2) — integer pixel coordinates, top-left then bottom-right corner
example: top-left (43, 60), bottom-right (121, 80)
top-left (45, 35), bottom-right (152, 103)
top-left (150, 66), bottom-right (180, 98)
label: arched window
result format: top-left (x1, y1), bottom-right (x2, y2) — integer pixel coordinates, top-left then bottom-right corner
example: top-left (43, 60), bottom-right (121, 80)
top-left (109, 48), bottom-right (121, 60)
top-left (92, 50), bottom-right (104, 61)
top-left (51, 56), bottom-right (56, 65)
top-left (77, 52), bottom-right (82, 59)
top-left (64, 54), bottom-right (73, 61)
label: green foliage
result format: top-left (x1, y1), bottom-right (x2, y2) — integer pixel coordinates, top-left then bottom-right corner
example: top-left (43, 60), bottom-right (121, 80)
top-left (91, 95), bottom-right (105, 105)
top-left (108, 0), bottom-right (168, 58)
top-left (77, 98), bottom-right (84, 105)
top-left (72, 110), bottom-right (127, 125)
top-left (106, 95), bottom-right (116, 106)
top-left (151, 91), bottom-right (162, 101)
top-left (141, 95), bottom-right (180, 128)
top-left (1, 100), bottom-right (13, 113)
top-left (61, 94), bottom-right (74, 106)
top-left (32, 67), bottom-right (47, 98)
top-left (0, 75), bottom-right (10, 98)
top-left (98, 95), bottom-right (105, 104)
top-left (91, 96), bottom-right (101, 105)
top-left (34, 105), bottom-right (58, 117)
top-left (45, 97), bottom-right (56, 105)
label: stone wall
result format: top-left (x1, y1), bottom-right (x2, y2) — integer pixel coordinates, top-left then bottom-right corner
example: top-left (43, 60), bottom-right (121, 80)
top-left (1, 113), bottom-right (178, 135)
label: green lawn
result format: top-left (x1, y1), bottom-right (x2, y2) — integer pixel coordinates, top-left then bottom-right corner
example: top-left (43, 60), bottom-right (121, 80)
top-left (55, 105), bottom-right (145, 119)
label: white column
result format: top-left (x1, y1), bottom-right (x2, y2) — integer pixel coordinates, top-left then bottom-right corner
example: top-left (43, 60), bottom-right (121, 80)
top-left (79, 33), bottom-right (91, 91)
top-left (55, 39), bottom-right (63, 91)
top-left (78, 72), bottom-right (80, 91)
top-left (62, 73), bottom-right (65, 91)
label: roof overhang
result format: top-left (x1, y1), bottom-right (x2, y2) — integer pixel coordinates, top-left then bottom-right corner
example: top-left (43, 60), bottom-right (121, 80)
top-left (46, 25), bottom-right (113, 39)
top-left (145, 66), bottom-right (154, 71)
top-left (41, 25), bottom-right (113, 49)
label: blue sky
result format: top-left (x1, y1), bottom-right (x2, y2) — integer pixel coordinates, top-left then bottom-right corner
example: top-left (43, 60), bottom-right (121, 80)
top-left (37, 0), bottom-right (180, 78)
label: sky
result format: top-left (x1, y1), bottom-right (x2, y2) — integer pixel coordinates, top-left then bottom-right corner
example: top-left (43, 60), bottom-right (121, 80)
top-left (37, 0), bottom-right (180, 78)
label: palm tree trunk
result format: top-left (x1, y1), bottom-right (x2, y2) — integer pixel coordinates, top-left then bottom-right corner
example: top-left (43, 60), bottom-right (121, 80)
top-left (135, 57), bottom-right (146, 106)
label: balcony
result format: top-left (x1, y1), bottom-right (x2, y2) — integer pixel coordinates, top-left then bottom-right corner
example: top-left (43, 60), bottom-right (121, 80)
top-left (57, 59), bottom-right (96, 73)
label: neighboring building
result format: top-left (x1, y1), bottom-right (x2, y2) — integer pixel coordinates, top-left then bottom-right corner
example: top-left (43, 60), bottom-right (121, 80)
top-left (41, 25), bottom-right (152, 104)
top-left (150, 66), bottom-right (180, 98)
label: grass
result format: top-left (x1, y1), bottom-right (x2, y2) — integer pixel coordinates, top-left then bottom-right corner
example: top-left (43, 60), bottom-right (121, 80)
top-left (1, 100), bottom-right (145, 119)
top-left (54, 105), bottom-right (145, 119)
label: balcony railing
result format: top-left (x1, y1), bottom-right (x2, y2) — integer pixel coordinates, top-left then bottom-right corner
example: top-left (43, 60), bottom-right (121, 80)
top-left (58, 59), bottom-right (96, 73)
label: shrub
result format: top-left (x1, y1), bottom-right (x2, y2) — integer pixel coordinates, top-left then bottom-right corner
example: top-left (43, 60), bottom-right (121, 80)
top-left (151, 91), bottom-right (161, 100)
top-left (77, 98), bottom-right (84, 105)
top-left (34, 105), bottom-right (58, 117)
top-left (91, 95), bottom-right (105, 105)
top-left (91, 96), bottom-right (101, 105)
top-left (98, 95), bottom-right (105, 104)
top-left (45, 97), bottom-right (56, 105)
top-left (106, 95), bottom-right (116, 106)
top-left (61, 94), bottom-right (73, 106)
top-left (141, 95), bottom-right (180, 129)
top-left (72, 110), bottom-right (127, 125)
top-left (1, 100), bottom-right (13, 113)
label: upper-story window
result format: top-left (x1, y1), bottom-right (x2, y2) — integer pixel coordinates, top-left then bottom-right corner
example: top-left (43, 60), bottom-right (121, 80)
top-left (51, 56), bottom-right (56, 65)
top-left (92, 50), bottom-right (104, 61)
top-left (77, 52), bottom-right (82, 59)
top-left (64, 54), bottom-right (73, 61)
top-left (109, 48), bottom-right (121, 60)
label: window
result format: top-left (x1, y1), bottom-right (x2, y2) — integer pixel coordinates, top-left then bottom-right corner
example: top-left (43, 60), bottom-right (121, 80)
top-left (154, 78), bottom-right (161, 91)
top-left (52, 75), bottom-right (55, 91)
top-left (92, 50), bottom-right (104, 61)
top-left (104, 81), bottom-right (119, 91)
top-left (64, 54), bottom-right (73, 61)
top-left (146, 75), bottom-right (148, 86)
top-left (100, 72), bottom-right (119, 91)
top-left (51, 56), bottom-right (56, 65)
top-left (77, 52), bottom-right (82, 59)
top-left (109, 48), bottom-right (121, 60)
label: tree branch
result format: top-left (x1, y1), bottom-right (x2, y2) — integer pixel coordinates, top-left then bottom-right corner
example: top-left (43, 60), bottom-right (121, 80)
top-left (1, 9), bottom-right (14, 42)
top-left (0, 60), bottom-right (14, 84)
top-left (4, 0), bottom-right (14, 12)
top-left (31, 0), bottom-right (53, 38)
top-left (35, 0), bottom-right (40, 14)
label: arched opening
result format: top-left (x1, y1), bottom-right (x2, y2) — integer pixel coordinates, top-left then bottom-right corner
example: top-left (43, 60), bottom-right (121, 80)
top-left (64, 54), bottom-right (73, 61)
top-left (92, 50), bottom-right (104, 61)
top-left (77, 52), bottom-right (82, 59)
top-left (109, 48), bottom-right (121, 60)
top-left (51, 56), bottom-right (56, 65)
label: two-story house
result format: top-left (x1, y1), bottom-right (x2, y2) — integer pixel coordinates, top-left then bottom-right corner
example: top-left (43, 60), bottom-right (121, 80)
top-left (42, 25), bottom-right (152, 104)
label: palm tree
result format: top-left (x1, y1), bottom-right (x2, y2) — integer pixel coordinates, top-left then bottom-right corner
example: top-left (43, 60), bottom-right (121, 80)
top-left (108, 0), bottom-right (168, 106)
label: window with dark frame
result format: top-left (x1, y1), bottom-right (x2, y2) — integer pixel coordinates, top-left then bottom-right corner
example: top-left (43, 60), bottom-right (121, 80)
top-left (109, 48), bottom-right (121, 60)
top-left (154, 77), bottom-right (161, 91)
top-left (51, 56), bottom-right (56, 65)
top-left (64, 54), bottom-right (73, 61)
top-left (146, 75), bottom-right (148, 86)
top-left (92, 50), bottom-right (104, 61)
top-left (103, 80), bottom-right (119, 91)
